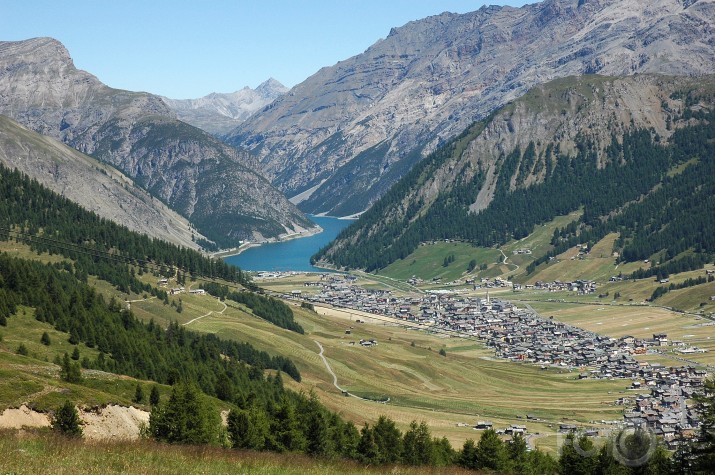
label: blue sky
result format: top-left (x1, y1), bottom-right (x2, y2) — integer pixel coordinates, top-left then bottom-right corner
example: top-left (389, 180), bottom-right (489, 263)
top-left (2, 1), bottom-right (533, 99)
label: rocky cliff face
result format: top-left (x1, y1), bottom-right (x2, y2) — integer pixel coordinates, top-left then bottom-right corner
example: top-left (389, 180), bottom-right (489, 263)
top-left (228, 0), bottom-right (715, 216)
top-left (316, 73), bottom-right (715, 269)
top-left (0, 115), bottom-right (204, 249)
top-left (162, 79), bottom-right (288, 136)
top-left (0, 38), bottom-right (316, 247)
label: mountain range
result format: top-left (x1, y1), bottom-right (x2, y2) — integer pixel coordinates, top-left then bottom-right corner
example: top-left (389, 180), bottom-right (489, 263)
top-left (227, 0), bottom-right (715, 217)
top-left (0, 115), bottom-right (204, 249)
top-left (161, 78), bottom-right (288, 136)
top-left (314, 73), bottom-right (715, 271)
top-left (0, 37), bottom-right (315, 249)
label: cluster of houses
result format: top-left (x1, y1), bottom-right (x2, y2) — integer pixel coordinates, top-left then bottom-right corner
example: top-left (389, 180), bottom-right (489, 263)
top-left (512, 279), bottom-right (597, 294)
top-left (285, 273), bottom-right (711, 443)
top-left (621, 367), bottom-right (706, 448)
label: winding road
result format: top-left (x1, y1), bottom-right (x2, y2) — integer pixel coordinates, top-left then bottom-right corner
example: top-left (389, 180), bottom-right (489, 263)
top-left (182, 299), bottom-right (228, 326)
top-left (313, 340), bottom-right (389, 403)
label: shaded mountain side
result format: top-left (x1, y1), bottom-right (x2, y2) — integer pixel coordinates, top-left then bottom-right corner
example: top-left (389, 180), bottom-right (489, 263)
top-left (228, 0), bottom-right (715, 216)
top-left (0, 37), bottom-right (316, 247)
top-left (0, 115), bottom-right (204, 250)
top-left (313, 74), bottom-right (715, 272)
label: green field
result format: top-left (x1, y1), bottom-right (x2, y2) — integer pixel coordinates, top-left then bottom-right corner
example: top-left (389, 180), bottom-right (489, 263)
top-left (1, 239), bottom-right (711, 456)
top-left (380, 242), bottom-right (501, 283)
top-left (0, 431), bottom-right (478, 475)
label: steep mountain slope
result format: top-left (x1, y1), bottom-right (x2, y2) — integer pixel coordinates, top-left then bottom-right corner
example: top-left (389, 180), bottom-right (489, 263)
top-left (161, 79), bottom-right (288, 136)
top-left (0, 115), bottom-right (204, 249)
top-left (228, 0), bottom-right (715, 216)
top-left (0, 37), bottom-right (315, 248)
top-left (314, 74), bottom-right (715, 271)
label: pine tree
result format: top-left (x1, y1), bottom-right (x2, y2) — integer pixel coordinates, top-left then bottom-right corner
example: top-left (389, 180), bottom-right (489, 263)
top-left (508, 433), bottom-right (530, 473)
top-left (475, 428), bottom-right (507, 471)
top-left (560, 432), bottom-right (598, 475)
top-left (692, 378), bottom-right (715, 472)
top-left (60, 352), bottom-right (82, 383)
top-left (357, 424), bottom-right (379, 464)
top-left (149, 383), bottom-right (220, 445)
top-left (40, 331), bottom-right (51, 346)
top-left (372, 415), bottom-right (402, 464)
top-left (133, 384), bottom-right (145, 404)
top-left (71, 346), bottom-right (80, 360)
top-left (459, 439), bottom-right (479, 469)
top-left (402, 421), bottom-right (434, 466)
top-left (52, 400), bottom-right (82, 437)
top-left (149, 385), bottom-right (160, 406)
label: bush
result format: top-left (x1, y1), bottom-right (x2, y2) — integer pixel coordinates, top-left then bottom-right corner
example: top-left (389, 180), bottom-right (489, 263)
top-left (52, 400), bottom-right (82, 437)
top-left (16, 343), bottom-right (28, 356)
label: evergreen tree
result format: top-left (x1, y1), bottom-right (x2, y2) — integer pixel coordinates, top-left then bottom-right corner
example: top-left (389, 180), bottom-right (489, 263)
top-left (149, 383), bottom-right (221, 445)
top-left (269, 396), bottom-right (306, 452)
top-left (133, 384), bottom-right (144, 404)
top-left (508, 433), bottom-right (530, 474)
top-left (357, 424), bottom-right (379, 464)
top-left (40, 331), bottom-right (51, 346)
top-left (60, 352), bottom-right (82, 383)
top-left (692, 378), bottom-right (715, 472)
top-left (560, 432), bottom-right (598, 475)
top-left (52, 400), bottom-right (82, 437)
top-left (458, 439), bottom-right (479, 469)
top-left (227, 407), bottom-right (271, 451)
top-left (149, 385), bottom-right (160, 406)
top-left (372, 415), bottom-right (403, 464)
top-left (475, 428), bottom-right (507, 471)
top-left (71, 346), bottom-right (80, 360)
top-left (402, 421), bottom-right (434, 466)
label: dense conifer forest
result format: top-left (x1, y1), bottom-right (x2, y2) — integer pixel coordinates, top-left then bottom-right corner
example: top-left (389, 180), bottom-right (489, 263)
top-left (315, 94), bottom-right (715, 276)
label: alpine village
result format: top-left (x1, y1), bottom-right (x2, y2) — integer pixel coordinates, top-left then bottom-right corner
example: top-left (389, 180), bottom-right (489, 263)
top-left (3, 1), bottom-right (715, 474)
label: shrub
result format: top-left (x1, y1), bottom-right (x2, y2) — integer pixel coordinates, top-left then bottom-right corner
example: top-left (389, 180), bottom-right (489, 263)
top-left (52, 400), bottom-right (83, 437)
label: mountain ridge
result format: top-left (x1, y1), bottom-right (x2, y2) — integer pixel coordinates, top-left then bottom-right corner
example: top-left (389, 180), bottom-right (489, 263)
top-left (313, 73), bottom-right (715, 271)
top-left (161, 78), bottom-right (288, 136)
top-left (0, 37), bottom-right (315, 247)
top-left (0, 114), bottom-right (204, 249)
top-left (227, 0), bottom-right (715, 217)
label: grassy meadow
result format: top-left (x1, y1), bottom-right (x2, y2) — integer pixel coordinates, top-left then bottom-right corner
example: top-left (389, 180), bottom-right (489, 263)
top-left (0, 431), bottom-right (478, 475)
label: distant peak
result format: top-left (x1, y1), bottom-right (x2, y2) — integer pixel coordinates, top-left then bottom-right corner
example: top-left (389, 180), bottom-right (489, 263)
top-left (257, 77), bottom-right (287, 90)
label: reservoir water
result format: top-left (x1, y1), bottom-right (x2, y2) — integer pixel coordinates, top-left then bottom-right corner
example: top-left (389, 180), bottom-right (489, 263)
top-left (224, 216), bottom-right (353, 272)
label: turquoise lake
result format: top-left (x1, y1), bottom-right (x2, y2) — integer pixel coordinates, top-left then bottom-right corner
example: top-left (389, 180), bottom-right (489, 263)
top-left (224, 216), bottom-right (353, 272)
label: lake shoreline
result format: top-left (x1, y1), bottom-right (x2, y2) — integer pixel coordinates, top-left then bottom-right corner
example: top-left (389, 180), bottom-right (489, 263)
top-left (224, 216), bottom-right (353, 272)
top-left (211, 224), bottom-right (324, 259)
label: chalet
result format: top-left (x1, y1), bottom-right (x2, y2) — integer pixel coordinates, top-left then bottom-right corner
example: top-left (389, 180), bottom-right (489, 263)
top-left (189, 289), bottom-right (206, 295)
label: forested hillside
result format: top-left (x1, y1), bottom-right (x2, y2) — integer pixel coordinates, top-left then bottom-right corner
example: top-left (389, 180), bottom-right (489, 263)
top-left (315, 75), bottom-right (715, 274)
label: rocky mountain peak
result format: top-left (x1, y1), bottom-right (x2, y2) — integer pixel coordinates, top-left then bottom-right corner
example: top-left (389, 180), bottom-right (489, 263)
top-left (255, 78), bottom-right (288, 98)
top-left (0, 37), bottom-right (73, 65)
top-left (0, 37), bottom-right (316, 247)
top-left (162, 78), bottom-right (288, 135)
top-left (227, 0), bottom-right (715, 217)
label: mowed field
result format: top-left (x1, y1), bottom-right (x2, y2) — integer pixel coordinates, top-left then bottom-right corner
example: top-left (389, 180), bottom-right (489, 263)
top-left (522, 297), bottom-right (715, 366)
top-left (135, 286), bottom-right (628, 453)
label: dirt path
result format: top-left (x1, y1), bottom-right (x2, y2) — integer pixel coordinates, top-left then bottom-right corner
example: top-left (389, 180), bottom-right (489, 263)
top-left (182, 299), bottom-right (228, 326)
top-left (313, 340), bottom-right (389, 403)
top-left (499, 248), bottom-right (519, 272)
